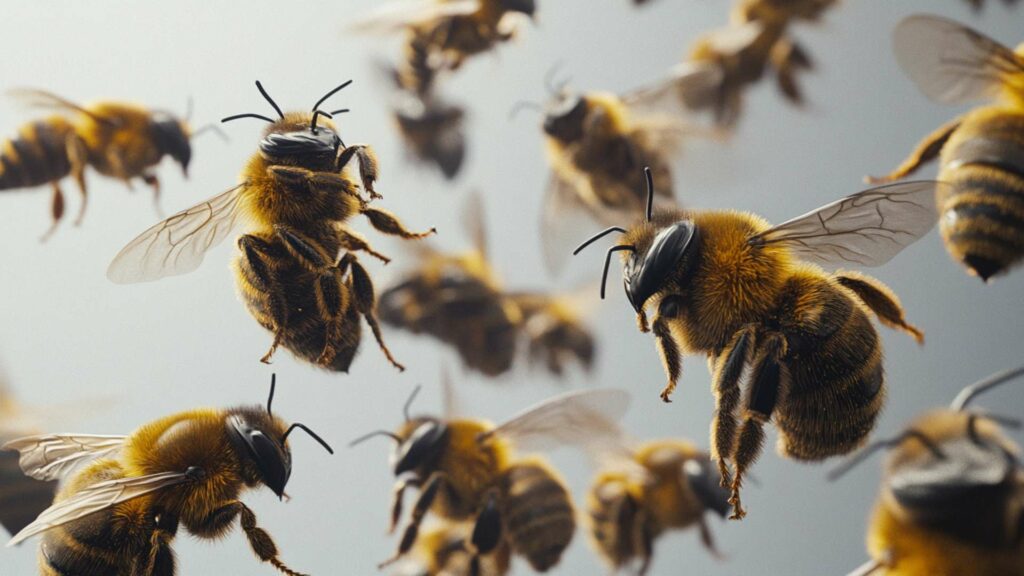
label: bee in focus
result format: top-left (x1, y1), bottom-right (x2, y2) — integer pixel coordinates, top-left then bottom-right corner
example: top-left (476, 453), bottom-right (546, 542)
top-left (3, 374), bottom-right (333, 576)
top-left (832, 366), bottom-right (1024, 576)
top-left (0, 369), bottom-right (56, 538)
top-left (868, 15), bottom-right (1024, 281)
top-left (0, 89), bottom-right (215, 240)
top-left (107, 80), bottom-right (435, 372)
top-left (379, 194), bottom-right (595, 378)
top-left (353, 385), bottom-right (631, 574)
top-left (390, 520), bottom-right (511, 576)
top-left (574, 168), bottom-right (937, 519)
top-left (587, 436), bottom-right (731, 575)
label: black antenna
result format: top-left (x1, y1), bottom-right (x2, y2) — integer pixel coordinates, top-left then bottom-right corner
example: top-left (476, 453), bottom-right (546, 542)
top-left (644, 166), bottom-right (654, 222)
top-left (403, 385), bottom-right (422, 423)
top-left (313, 80), bottom-right (353, 112)
top-left (266, 374), bottom-right (277, 415)
top-left (190, 124), bottom-right (230, 142)
top-left (255, 80), bottom-right (285, 119)
top-left (573, 227), bottom-right (628, 256)
top-left (282, 423), bottom-right (335, 454)
top-left (601, 245), bottom-right (636, 299)
top-left (950, 365), bottom-right (1024, 411)
top-left (828, 430), bottom-right (945, 481)
top-left (329, 108), bottom-right (350, 115)
top-left (310, 110), bottom-right (333, 134)
top-left (349, 430), bottom-right (401, 447)
top-left (221, 113), bottom-right (276, 124)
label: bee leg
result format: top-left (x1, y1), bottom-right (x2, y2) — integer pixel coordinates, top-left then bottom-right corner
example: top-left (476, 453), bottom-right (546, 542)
top-left (39, 182), bottom-right (65, 243)
top-left (339, 252), bottom-right (406, 371)
top-left (710, 327), bottom-right (756, 488)
top-left (698, 518), bottom-right (725, 560)
top-left (468, 490), bottom-right (503, 576)
top-left (142, 172), bottom-right (164, 218)
top-left (729, 332), bottom-right (786, 520)
top-left (361, 205), bottom-right (437, 239)
top-left (388, 472), bottom-right (421, 534)
top-left (770, 37), bottom-right (812, 105)
top-left (336, 144), bottom-right (381, 200)
top-left (636, 309), bottom-right (650, 333)
top-left (631, 510), bottom-right (654, 576)
top-left (233, 501), bottom-right (308, 576)
top-left (834, 271), bottom-right (924, 344)
top-left (380, 471), bottom-right (447, 568)
top-left (651, 296), bottom-right (685, 402)
top-left (134, 525), bottom-right (175, 576)
top-left (238, 235), bottom-right (289, 364)
top-left (338, 227), bottom-right (391, 264)
top-left (268, 166), bottom-right (364, 203)
top-left (865, 116), bottom-right (962, 184)
top-left (65, 134), bottom-right (88, 226)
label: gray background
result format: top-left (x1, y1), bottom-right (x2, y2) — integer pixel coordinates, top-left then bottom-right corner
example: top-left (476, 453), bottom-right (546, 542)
top-left (0, 1), bottom-right (1022, 575)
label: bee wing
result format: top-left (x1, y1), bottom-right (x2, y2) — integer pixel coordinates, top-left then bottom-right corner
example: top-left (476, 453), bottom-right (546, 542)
top-left (7, 88), bottom-right (120, 127)
top-left (107, 183), bottom-right (248, 284)
top-left (623, 62), bottom-right (725, 119)
top-left (540, 173), bottom-right (632, 276)
top-left (3, 434), bottom-right (128, 481)
top-left (479, 389), bottom-right (631, 454)
top-left (348, 0), bottom-right (480, 34)
top-left (892, 14), bottom-right (1024, 104)
top-left (0, 449), bottom-right (56, 536)
top-left (748, 181), bottom-right (940, 268)
top-left (6, 471), bottom-right (190, 546)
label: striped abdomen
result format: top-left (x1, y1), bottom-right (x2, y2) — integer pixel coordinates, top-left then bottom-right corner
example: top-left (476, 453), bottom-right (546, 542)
top-left (938, 109), bottom-right (1024, 281)
top-left (586, 477), bottom-right (640, 569)
top-left (0, 118), bottom-right (75, 191)
top-left (774, 281), bottom-right (884, 461)
top-left (0, 448), bottom-right (55, 536)
top-left (499, 461), bottom-right (575, 572)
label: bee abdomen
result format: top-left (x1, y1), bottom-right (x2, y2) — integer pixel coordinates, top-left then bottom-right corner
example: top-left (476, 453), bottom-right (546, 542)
top-left (0, 120), bottom-right (74, 191)
top-left (939, 114), bottom-right (1024, 280)
top-left (499, 463), bottom-right (576, 572)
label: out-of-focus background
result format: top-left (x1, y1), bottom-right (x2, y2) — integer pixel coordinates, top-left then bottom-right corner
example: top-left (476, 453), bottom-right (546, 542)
top-left (0, 1), bottom-right (1022, 574)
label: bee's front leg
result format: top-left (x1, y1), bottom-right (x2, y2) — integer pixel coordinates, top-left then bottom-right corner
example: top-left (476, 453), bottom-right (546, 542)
top-left (651, 296), bottom-right (684, 402)
top-left (141, 172), bottom-right (163, 218)
top-left (710, 326), bottom-right (756, 489)
top-left (336, 144), bottom-right (381, 200)
top-left (379, 471), bottom-right (447, 568)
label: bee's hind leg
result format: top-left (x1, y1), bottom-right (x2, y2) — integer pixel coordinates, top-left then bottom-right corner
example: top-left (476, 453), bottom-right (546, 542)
top-left (238, 234), bottom-right (289, 364)
top-left (338, 252), bottom-right (406, 372)
top-left (467, 490), bottom-right (503, 576)
top-left (39, 182), bottom-right (65, 243)
top-left (834, 271), bottom-right (924, 344)
top-left (865, 116), bottom-right (961, 184)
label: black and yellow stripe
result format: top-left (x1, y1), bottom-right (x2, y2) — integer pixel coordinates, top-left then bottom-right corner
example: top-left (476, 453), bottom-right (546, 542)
top-left (499, 461), bottom-right (575, 573)
top-left (0, 119), bottom-right (75, 191)
top-left (0, 449), bottom-right (55, 537)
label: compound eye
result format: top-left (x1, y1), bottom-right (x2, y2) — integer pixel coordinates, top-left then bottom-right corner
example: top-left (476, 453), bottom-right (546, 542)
top-left (228, 415), bottom-right (291, 498)
top-left (624, 221), bottom-right (696, 313)
top-left (391, 421), bottom-right (449, 475)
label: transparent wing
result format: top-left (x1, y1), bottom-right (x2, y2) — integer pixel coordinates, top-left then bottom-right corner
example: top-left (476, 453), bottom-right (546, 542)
top-left (3, 434), bottom-right (127, 481)
top-left (348, 0), bottom-right (479, 34)
top-left (540, 173), bottom-right (630, 276)
top-left (480, 389), bottom-right (631, 453)
top-left (7, 88), bottom-right (119, 127)
top-left (892, 14), bottom-right (1024, 104)
top-left (749, 181), bottom-right (940, 267)
top-left (107, 183), bottom-right (248, 284)
top-left (623, 62), bottom-right (725, 121)
top-left (7, 471), bottom-right (190, 546)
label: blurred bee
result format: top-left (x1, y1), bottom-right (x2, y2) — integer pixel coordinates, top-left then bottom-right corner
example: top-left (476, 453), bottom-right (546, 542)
top-left (379, 194), bottom-right (595, 377)
top-left (0, 369), bottom-right (56, 538)
top-left (107, 80), bottom-right (435, 372)
top-left (832, 366), bottom-right (1024, 576)
top-left (587, 437), bottom-right (731, 575)
top-left (574, 168), bottom-right (937, 518)
top-left (0, 89), bottom-right (216, 241)
top-left (964, 0), bottom-right (1020, 10)
top-left (352, 386), bottom-right (631, 574)
top-left (867, 15), bottom-right (1024, 281)
top-left (391, 520), bottom-right (511, 576)
top-left (3, 374), bottom-right (333, 576)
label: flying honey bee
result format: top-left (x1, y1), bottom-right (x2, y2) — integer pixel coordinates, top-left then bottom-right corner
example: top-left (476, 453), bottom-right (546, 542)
top-left (107, 80), bottom-right (435, 372)
top-left (352, 385), bottom-right (631, 574)
top-left (832, 366), bottom-right (1024, 576)
top-left (0, 370), bottom-right (56, 538)
top-left (379, 194), bottom-right (595, 377)
top-left (3, 374), bottom-right (333, 576)
top-left (391, 521), bottom-right (511, 576)
top-left (574, 168), bottom-right (937, 519)
top-left (867, 15), bottom-right (1024, 282)
top-left (0, 89), bottom-right (216, 241)
top-left (586, 436), bottom-right (731, 575)
top-left (386, 66), bottom-right (467, 180)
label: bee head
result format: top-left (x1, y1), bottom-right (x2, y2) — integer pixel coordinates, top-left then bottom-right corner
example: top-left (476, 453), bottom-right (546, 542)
top-left (151, 115), bottom-right (193, 177)
top-left (349, 385), bottom-right (451, 478)
top-left (502, 0), bottom-right (536, 17)
top-left (222, 80), bottom-right (353, 163)
top-left (542, 94), bottom-right (587, 142)
top-left (228, 375), bottom-right (334, 499)
top-left (573, 168), bottom-right (698, 312)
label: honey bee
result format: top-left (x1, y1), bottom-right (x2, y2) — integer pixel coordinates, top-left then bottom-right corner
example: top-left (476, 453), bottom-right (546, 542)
top-left (964, 0), bottom-right (1020, 10)
top-left (832, 366), bottom-right (1024, 576)
top-left (574, 168), bottom-right (937, 519)
top-left (586, 436), bottom-right (731, 575)
top-left (867, 15), bottom-right (1024, 282)
top-left (2, 374), bottom-right (333, 576)
top-left (107, 80), bottom-right (435, 372)
top-left (0, 371), bottom-right (56, 538)
top-left (379, 194), bottom-right (595, 377)
top-left (352, 385), bottom-right (631, 574)
top-left (0, 89), bottom-right (215, 241)
top-left (386, 69), bottom-right (467, 180)
top-left (391, 521), bottom-right (511, 576)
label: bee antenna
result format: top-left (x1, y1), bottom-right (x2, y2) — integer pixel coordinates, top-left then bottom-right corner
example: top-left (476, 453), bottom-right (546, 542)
top-left (828, 429), bottom-right (945, 481)
top-left (190, 124), bottom-right (230, 143)
top-left (572, 227), bottom-right (628, 256)
top-left (313, 80), bottom-right (353, 113)
top-left (254, 80), bottom-right (285, 119)
top-left (509, 100), bottom-right (543, 120)
top-left (950, 365), bottom-right (1024, 411)
top-left (282, 423), bottom-right (335, 454)
top-left (601, 245), bottom-right (636, 299)
top-left (266, 374), bottom-right (277, 415)
top-left (643, 166), bottom-right (654, 222)
top-left (544, 61), bottom-right (567, 96)
top-left (329, 108), bottom-right (351, 115)
top-left (404, 385), bottom-right (423, 423)
top-left (221, 113), bottom-right (276, 124)
top-left (966, 412), bottom-right (1022, 445)
top-left (349, 430), bottom-right (401, 447)
top-left (310, 110), bottom-right (333, 134)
